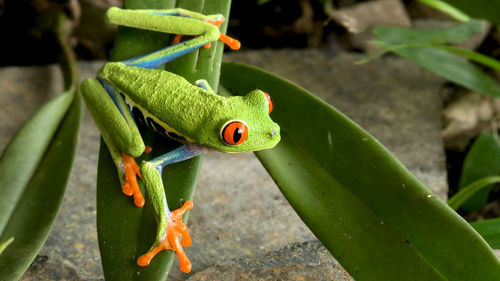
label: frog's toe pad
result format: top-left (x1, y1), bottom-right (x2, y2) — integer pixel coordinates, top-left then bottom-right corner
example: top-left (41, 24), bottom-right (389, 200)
top-left (121, 182), bottom-right (133, 196)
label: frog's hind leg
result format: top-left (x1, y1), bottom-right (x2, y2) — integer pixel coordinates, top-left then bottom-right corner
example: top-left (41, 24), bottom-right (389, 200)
top-left (81, 77), bottom-right (146, 207)
top-left (106, 7), bottom-right (240, 69)
top-left (137, 143), bottom-right (203, 273)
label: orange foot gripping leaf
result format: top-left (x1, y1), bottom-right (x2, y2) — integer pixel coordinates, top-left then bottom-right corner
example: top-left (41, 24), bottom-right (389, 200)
top-left (137, 200), bottom-right (194, 273)
top-left (170, 17), bottom-right (240, 50)
top-left (121, 152), bottom-right (145, 207)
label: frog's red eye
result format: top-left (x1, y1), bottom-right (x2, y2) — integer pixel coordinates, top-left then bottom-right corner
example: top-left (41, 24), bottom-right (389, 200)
top-left (221, 121), bottom-right (248, 145)
top-left (263, 92), bottom-right (273, 113)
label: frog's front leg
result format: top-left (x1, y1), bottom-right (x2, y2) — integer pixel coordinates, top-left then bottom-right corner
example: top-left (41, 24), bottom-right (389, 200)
top-left (81, 78), bottom-right (146, 207)
top-left (137, 143), bottom-right (204, 273)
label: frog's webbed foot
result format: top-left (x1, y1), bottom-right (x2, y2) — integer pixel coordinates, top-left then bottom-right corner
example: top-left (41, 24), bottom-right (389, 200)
top-left (121, 152), bottom-right (145, 207)
top-left (137, 200), bottom-right (194, 273)
top-left (170, 17), bottom-right (240, 50)
top-left (135, 144), bottom-right (202, 272)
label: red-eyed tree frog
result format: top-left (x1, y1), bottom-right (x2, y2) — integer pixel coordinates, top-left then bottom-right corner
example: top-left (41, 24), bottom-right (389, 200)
top-left (80, 7), bottom-right (280, 274)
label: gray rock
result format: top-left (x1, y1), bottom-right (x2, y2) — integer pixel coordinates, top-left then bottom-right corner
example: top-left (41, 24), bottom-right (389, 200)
top-left (187, 241), bottom-right (352, 281)
top-left (0, 49), bottom-right (447, 280)
top-left (0, 65), bottom-right (62, 148)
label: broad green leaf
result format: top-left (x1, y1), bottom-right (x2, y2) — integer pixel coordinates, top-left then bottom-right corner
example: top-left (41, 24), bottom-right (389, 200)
top-left (0, 93), bottom-right (81, 280)
top-left (418, 0), bottom-right (469, 22)
top-left (448, 176), bottom-right (500, 210)
top-left (471, 218), bottom-right (500, 249)
top-left (373, 22), bottom-right (500, 98)
top-left (439, 0), bottom-right (500, 25)
top-left (97, 1), bottom-right (233, 280)
top-left (220, 62), bottom-right (500, 281)
top-left (458, 132), bottom-right (500, 211)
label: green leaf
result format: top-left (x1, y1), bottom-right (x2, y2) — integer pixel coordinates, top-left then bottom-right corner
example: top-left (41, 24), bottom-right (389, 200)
top-left (0, 10), bottom-right (80, 280)
top-left (448, 176), bottom-right (500, 210)
top-left (97, 1), bottom-right (233, 280)
top-left (0, 238), bottom-right (14, 256)
top-left (220, 61), bottom-right (500, 281)
top-left (372, 22), bottom-right (500, 98)
top-left (471, 218), bottom-right (500, 249)
top-left (0, 93), bottom-right (81, 280)
top-left (418, 0), bottom-right (469, 22)
top-left (439, 0), bottom-right (500, 25)
top-left (458, 132), bottom-right (500, 211)
top-left (373, 20), bottom-right (483, 45)
top-left (436, 45), bottom-right (500, 71)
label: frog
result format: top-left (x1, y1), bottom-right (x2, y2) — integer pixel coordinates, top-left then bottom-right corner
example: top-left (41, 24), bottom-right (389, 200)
top-left (80, 7), bottom-right (280, 273)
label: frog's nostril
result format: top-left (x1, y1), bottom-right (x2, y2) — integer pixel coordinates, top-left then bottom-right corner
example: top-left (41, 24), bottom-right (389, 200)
top-left (269, 129), bottom-right (277, 138)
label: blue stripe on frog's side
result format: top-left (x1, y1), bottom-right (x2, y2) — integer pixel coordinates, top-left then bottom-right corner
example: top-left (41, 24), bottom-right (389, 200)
top-left (98, 77), bottom-right (128, 119)
top-left (147, 12), bottom-right (188, 17)
top-left (122, 43), bottom-right (202, 69)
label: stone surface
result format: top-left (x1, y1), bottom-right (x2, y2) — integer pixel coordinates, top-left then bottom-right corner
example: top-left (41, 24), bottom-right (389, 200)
top-left (442, 91), bottom-right (500, 150)
top-left (187, 241), bottom-right (352, 281)
top-left (0, 49), bottom-right (448, 280)
top-left (330, 0), bottom-right (411, 33)
top-left (0, 65), bottom-right (62, 147)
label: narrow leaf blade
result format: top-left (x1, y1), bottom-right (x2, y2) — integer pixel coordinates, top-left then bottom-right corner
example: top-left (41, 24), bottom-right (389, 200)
top-left (449, 176), bottom-right (500, 210)
top-left (375, 44), bottom-right (500, 97)
top-left (458, 132), bottom-right (500, 211)
top-left (0, 238), bottom-right (14, 256)
top-left (0, 94), bottom-right (81, 280)
top-left (372, 22), bottom-right (500, 98)
top-left (418, 0), bottom-right (469, 21)
top-left (0, 92), bottom-right (73, 232)
top-left (471, 218), bottom-right (500, 249)
top-left (439, 0), bottom-right (500, 25)
top-left (373, 20), bottom-right (483, 45)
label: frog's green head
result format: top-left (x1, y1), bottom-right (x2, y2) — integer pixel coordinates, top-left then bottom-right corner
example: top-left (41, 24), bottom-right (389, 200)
top-left (199, 90), bottom-right (280, 153)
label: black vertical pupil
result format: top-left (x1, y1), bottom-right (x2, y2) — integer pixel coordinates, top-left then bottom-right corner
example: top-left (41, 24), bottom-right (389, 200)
top-left (233, 127), bottom-right (242, 143)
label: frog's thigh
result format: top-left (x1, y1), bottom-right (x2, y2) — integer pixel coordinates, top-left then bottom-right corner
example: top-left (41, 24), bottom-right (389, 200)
top-left (81, 78), bottom-right (144, 156)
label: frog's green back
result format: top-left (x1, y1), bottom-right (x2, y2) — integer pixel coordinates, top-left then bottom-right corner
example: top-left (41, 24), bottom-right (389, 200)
top-left (99, 62), bottom-right (280, 152)
top-left (99, 62), bottom-right (220, 139)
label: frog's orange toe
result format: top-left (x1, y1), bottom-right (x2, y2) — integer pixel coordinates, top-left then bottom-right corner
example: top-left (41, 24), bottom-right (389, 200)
top-left (219, 33), bottom-right (240, 50)
top-left (179, 258), bottom-right (192, 273)
top-left (205, 18), bottom-right (225, 28)
top-left (171, 34), bottom-right (183, 45)
top-left (121, 152), bottom-right (145, 207)
top-left (137, 201), bottom-right (194, 272)
top-left (134, 194), bottom-right (145, 207)
top-left (121, 182), bottom-right (133, 196)
top-left (137, 255), bottom-right (151, 267)
top-left (137, 249), bottom-right (159, 267)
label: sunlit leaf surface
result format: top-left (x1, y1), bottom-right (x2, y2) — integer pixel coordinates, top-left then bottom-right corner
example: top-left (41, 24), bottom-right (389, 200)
top-left (220, 61), bottom-right (500, 281)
